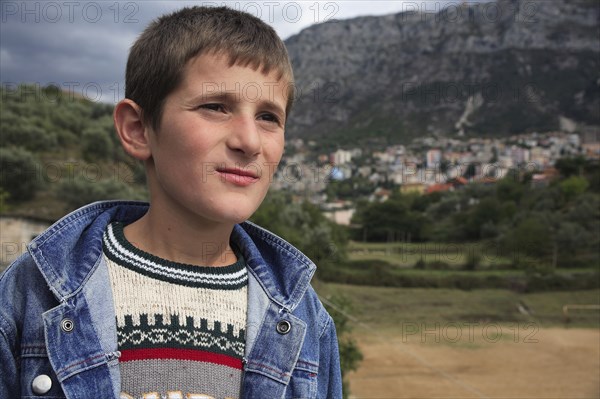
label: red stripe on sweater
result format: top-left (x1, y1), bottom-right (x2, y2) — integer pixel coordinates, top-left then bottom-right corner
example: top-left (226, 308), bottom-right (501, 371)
top-left (119, 348), bottom-right (243, 369)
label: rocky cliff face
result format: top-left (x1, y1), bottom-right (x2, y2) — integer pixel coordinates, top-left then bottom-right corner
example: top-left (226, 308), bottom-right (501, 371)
top-left (284, 0), bottom-right (599, 144)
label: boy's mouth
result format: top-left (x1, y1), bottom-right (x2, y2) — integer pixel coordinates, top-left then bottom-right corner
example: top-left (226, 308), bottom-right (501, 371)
top-left (216, 167), bottom-right (260, 186)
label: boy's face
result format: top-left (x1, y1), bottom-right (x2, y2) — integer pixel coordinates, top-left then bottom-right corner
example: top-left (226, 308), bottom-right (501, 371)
top-left (145, 52), bottom-right (287, 225)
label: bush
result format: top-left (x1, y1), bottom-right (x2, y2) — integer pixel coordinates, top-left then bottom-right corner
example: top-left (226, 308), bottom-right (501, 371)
top-left (524, 272), bottom-right (600, 292)
top-left (511, 255), bottom-right (554, 276)
top-left (319, 258), bottom-right (599, 292)
top-left (463, 252), bottom-right (481, 271)
top-left (2, 118), bottom-right (58, 151)
top-left (57, 176), bottom-right (143, 211)
top-left (81, 127), bottom-right (114, 162)
top-left (0, 147), bottom-right (43, 201)
top-left (426, 260), bottom-right (451, 270)
top-left (413, 259), bottom-right (451, 270)
top-left (414, 257), bottom-right (426, 269)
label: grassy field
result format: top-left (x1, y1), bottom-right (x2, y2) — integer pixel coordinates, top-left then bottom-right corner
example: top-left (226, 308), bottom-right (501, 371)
top-left (349, 239), bottom-right (508, 260)
top-left (315, 282), bottom-right (600, 398)
top-left (348, 240), bottom-right (512, 268)
top-left (316, 282), bottom-right (600, 332)
top-left (347, 240), bottom-right (593, 270)
top-left (330, 240), bottom-right (600, 293)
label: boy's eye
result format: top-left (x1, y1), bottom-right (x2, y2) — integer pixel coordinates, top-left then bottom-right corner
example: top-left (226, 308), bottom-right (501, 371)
top-left (199, 103), bottom-right (226, 112)
top-left (258, 113), bottom-right (282, 125)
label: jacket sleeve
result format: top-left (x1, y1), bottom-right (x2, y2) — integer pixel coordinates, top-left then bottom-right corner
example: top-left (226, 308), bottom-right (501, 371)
top-left (0, 315), bottom-right (19, 397)
top-left (317, 314), bottom-right (343, 398)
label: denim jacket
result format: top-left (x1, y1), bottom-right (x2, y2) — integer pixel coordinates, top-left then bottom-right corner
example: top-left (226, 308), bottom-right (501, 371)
top-left (0, 201), bottom-right (342, 399)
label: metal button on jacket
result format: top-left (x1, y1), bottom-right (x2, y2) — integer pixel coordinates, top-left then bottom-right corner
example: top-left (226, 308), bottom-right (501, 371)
top-left (276, 320), bottom-right (291, 335)
top-left (60, 318), bottom-right (74, 332)
top-left (32, 374), bottom-right (52, 395)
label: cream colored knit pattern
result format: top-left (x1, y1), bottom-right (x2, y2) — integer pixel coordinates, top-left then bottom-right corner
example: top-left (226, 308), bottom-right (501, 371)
top-left (103, 222), bottom-right (248, 399)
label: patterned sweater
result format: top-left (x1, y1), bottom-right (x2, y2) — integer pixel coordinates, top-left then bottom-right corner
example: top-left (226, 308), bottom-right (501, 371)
top-left (102, 222), bottom-right (248, 399)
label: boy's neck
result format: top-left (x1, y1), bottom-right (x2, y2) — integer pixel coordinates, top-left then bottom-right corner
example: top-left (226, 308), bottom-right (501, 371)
top-left (123, 205), bottom-right (238, 267)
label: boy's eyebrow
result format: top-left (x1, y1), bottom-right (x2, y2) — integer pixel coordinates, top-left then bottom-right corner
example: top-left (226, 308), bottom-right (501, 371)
top-left (190, 91), bottom-right (234, 103)
top-left (257, 99), bottom-right (287, 121)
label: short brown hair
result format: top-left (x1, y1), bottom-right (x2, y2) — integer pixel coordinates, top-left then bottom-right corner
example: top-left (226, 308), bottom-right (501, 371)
top-left (125, 6), bottom-right (294, 130)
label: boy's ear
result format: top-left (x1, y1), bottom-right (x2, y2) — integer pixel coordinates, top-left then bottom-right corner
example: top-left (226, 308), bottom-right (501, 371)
top-left (113, 99), bottom-right (152, 161)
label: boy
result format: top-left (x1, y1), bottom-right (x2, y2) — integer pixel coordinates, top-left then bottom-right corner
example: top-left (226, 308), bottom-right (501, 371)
top-left (0, 6), bottom-right (342, 399)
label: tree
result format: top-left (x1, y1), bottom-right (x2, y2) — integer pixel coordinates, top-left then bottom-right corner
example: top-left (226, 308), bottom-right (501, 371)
top-left (567, 193), bottom-right (600, 231)
top-left (463, 163), bottom-right (477, 180)
top-left (251, 191), bottom-right (347, 265)
top-left (559, 176), bottom-right (589, 202)
top-left (555, 156), bottom-right (586, 177)
top-left (463, 197), bottom-right (502, 240)
top-left (503, 215), bottom-right (553, 274)
top-left (352, 192), bottom-right (431, 242)
top-left (496, 176), bottom-right (524, 203)
top-left (554, 221), bottom-right (590, 262)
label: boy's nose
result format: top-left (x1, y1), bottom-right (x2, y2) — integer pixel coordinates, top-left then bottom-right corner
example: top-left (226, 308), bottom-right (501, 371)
top-left (226, 115), bottom-right (261, 158)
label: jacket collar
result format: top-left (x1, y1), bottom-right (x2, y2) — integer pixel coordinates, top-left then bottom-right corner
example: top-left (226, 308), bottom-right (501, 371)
top-left (28, 201), bottom-right (316, 310)
top-left (232, 222), bottom-right (316, 312)
top-left (28, 201), bottom-right (148, 301)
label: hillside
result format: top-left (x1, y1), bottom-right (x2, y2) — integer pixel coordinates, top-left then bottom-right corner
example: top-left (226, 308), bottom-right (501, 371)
top-left (0, 85), bottom-right (147, 220)
top-left (284, 0), bottom-right (600, 145)
top-left (2, 0), bottom-right (599, 217)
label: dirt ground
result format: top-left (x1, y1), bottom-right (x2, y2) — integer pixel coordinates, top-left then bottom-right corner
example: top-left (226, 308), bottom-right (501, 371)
top-left (347, 328), bottom-right (600, 399)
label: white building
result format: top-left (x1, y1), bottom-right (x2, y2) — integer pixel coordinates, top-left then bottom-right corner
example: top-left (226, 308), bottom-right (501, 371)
top-left (426, 149), bottom-right (442, 169)
top-left (331, 149), bottom-right (353, 165)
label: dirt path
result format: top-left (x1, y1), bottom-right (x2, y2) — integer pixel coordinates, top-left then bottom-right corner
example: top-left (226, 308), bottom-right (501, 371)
top-left (347, 328), bottom-right (600, 399)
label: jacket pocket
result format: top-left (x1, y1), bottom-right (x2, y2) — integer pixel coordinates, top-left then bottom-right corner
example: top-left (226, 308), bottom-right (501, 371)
top-left (20, 345), bottom-right (66, 399)
top-left (284, 361), bottom-right (318, 399)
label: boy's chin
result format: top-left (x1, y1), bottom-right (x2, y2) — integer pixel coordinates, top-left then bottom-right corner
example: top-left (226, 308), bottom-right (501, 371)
top-left (209, 207), bottom-right (257, 225)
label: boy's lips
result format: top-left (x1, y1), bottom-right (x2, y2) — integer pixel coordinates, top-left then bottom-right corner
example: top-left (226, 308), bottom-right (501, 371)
top-left (215, 167), bottom-right (260, 186)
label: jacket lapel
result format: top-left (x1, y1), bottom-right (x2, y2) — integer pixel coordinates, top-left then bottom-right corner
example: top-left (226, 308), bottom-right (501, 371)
top-left (43, 289), bottom-right (120, 399)
top-left (242, 293), bottom-right (307, 397)
top-left (234, 223), bottom-right (315, 397)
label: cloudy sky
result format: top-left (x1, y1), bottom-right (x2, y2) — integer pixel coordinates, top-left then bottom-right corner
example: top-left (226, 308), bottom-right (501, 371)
top-left (1, 1), bottom-right (458, 103)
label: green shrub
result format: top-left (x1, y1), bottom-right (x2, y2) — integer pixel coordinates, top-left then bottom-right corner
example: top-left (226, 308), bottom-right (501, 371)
top-left (426, 260), bottom-right (451, 270)
top-left (463, 252), bottom-right (482, 271)
top-left (81, 127), bottom-right (114, 162)
top-left (0, 147), bottom-right (43, 201)
top-left (57, 176), bottom-right (142, 211)
top-left (414, 257), bottom-right (426, 269)
top-left (524, 272), bottom-right (600, 292)
top-left (2, 119), bottom-right (58, 150)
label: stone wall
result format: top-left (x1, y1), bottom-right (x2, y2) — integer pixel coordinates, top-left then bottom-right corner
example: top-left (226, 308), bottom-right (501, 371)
top-left (0, 216), bottom-right (50, 272)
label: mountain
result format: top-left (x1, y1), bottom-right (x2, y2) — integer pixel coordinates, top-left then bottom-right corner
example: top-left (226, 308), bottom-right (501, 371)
top-left (284, 0), bottom-right (600, 146)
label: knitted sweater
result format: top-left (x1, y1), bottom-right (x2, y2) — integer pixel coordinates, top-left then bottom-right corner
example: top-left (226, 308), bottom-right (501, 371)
top-left (102, 222), bottom-right (248, 399)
